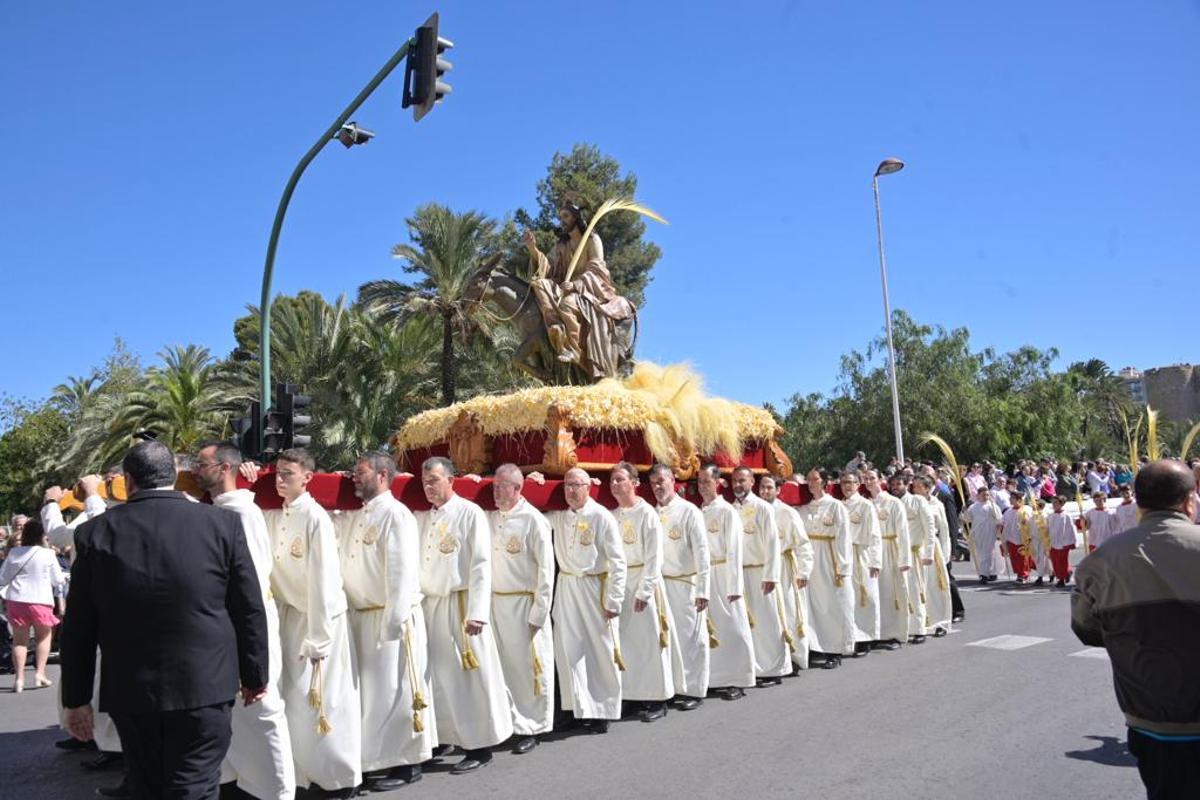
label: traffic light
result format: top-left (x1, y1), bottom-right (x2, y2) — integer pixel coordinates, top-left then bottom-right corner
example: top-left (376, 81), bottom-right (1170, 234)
top-left (277, 383), bottom-right (313, 449)
top-left (402, 12), bottom-right (453, 122)
top-left (231, 401), bottom-right (261, 461)
top-left (262, 398), bottom-right (287, 459)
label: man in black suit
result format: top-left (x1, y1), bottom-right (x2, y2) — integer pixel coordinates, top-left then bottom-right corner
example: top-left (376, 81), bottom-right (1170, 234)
top-left (60, 440), bottom-right (268, 800)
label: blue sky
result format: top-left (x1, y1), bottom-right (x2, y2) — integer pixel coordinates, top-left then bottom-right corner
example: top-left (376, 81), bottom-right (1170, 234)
top-left (2, 2), bottom-right (1196, 412)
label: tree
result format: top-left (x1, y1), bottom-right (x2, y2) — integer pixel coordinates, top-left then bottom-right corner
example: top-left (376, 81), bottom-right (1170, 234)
top-left (516, 143), bottom-right (662, 308)
top-left (0, 396), bottom-right (69, 517)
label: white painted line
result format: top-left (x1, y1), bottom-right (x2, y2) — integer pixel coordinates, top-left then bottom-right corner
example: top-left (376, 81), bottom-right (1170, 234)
top-left (967, 635), bottom-right (1054, 651)
top-left (1068, 648), bottom-right (1110, 660)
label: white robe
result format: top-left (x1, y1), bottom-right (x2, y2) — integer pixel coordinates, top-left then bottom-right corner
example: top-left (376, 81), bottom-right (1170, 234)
top-left (870, 492), bottom-right (912, 643)
top-left (963, 501), bottom-right (1003, 577)
top-left (799, 495), bottom-right (855, 656)
top-left (900, 493), bottom-right (934, 636)
top-left (1083, 508), bottom-right (1118, 549)
top-left (1027, 507), bottom-right (1053, 577)
top-left (733, 494), bottom-right (788, 678)
top-left (266, 492), bottom-right (361, 792)
top-left (1048, 511), bottom-right (1077, 549)
top-left (924, 498), bottom-right (954, 631)
top-left (487, 498), bottom-right (554, 736)
top-left (772, 499), bottom-right (813, 668)
top-left (700, 497), bottom-right (755, 688)
top-left (548, 498), bottom-right (627, 719)
top-left (416, 494), bottom-right (512, 749)
top-left (215, 490), bottom-right (295, 800)
top-left (656, 497), bottom-right (711, 697)
top-left (845, 493), bottom-right (882, 643)
top-left (336, 492), bottom-right (434, 771)
top-left (1113, 502), bottom-right (1139, 535)
top-left (613, 499), bottom-right (674, 701)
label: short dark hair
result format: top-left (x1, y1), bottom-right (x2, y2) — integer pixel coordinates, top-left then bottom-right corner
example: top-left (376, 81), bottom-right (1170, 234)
top-left (809, 467), bottom-right (830, 482)
top-left (611, 461), bottom-right (639, 482)
top-left (731, 465), bottom-right (754, 479)
top-left (648, 463), bottom-right (674, 480)
top-left (358, 450), bottom-right (396, 483)
top-left (197, 440), bottom-right (242, 467)
top-left (122, 440), bottom-right (177, 490)
top-left (699, 464), bottom-right (721, 481)
top-left (422, 456), bottom-right (455, 476)
top-left (1133, 460), bottom-right (1196, 513)
top-left (758, 473), bottom-right (780, 488)
top-left (278, 448), bottom-right (316, 472)
top-left (21, 518), bottom-right (46, 547)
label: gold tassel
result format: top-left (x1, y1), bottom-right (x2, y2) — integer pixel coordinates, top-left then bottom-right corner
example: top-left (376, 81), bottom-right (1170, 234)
top-left (307, 660), bottom-right (332, 736)
top-left (858, 583), bottom-right (868, 608)
top-left (457, 591), bottom-right (480, 671)
top-left (462, 648), bottom-right (480, 671)
top-left (782, 627), bottom-right (795, 648)
top-left (613, 644), bottom-right (627, 672)
top-left (796, 622), bottom-right (805, 639)
top-left (402, 621), bottom-right (428, 733)
top-left (920, 592), bottom-right (927, 604)
top-left (706, 615), bottom-right (720, 649)
top-left (412, 712), bottom-right (424, 733)
top-left (834, 574), bottom-right (845, 588)
top-left (655, 586), bottom-right (670, 649)
top-left (747, 606), bottom-right (756, 629)
top-left (894, 596), bottom-right (901, 611)
top-left (908, 602), bottom-right (914, 614)
top-left (532, 642), bottom-right (544, 698)
top-left (412, 690), bottom-right (428, 711)
top-left (318, 713), bottom-right (333, 735)
top-left (936, 566), bottom-right (948, 592)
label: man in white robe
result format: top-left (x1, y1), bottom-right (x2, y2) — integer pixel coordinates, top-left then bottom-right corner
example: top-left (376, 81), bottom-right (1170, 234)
top-left (415, 457), bottom-right (512, 772)
top-left (696, 465), bottom-right (755, 699)
top-left (335, 452), bottom-right (433, 791)
top-left (730, 466), bottom-right (788, 684)
top-left (649, 464), bottom-right (711, 709)
top-left (194, 443), bottom-right (295, 800)
top-left (610, 462), bottom-right (674, 720)
top-left (757, 474), bottom-right (813, 671)
top-left (864, 470), bottom-right (911, 649)
top-left (916, 477), bottom-right (954, 635)
top-left (1083, 491), bottom-right (1118, 551)
top-left (840, 471), bottom-right (882, 657)
top-left (486, 464), bottom-right (554, 754)
top-left (258, 449), bottom-right (361, 798)
top-left (963, 486), bottom-right (1004, 583)
top-left (891, 474), bottom-right (933, 644)
top-left (547, 467), bottom-right (627, 732)
top-left (800, 468), bottom-right (855, 667)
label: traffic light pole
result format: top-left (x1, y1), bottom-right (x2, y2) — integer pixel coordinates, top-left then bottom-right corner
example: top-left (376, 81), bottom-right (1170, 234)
top-left (257, 37), bottom-right (412, 452)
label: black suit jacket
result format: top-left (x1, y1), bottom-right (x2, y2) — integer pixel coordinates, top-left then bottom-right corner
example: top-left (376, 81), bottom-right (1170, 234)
top-left (61, 490), bottom-right (268, 713)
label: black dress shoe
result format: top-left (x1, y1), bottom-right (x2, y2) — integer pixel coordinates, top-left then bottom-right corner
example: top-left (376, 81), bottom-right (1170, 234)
top-left (431, 744), bottom-right (455, 758)
top-left (450, 750), bottom-right (492, 774)
top-left (639, 703), bottom-right (668, 722)
top-left (512, 736), bottom-right (538, 754)
top-left (872, 640), bottom-right (902, 651)
top-left (755, 676), bottom-right (783, 687)
top-left (311, 788), bottom-right (357, 799)
top-left (82, 752), bottom-right (124, 771)
top-left (581, 719), bottom-right (610, 734)
top-left (718, 687), bottom-right (745, 701)
top-left (820, 656), bottom-right (841, 669)
top-left (1033, 576), bottom-right (1044, 586)
top-left (853, 644), bottom-right (871, 657)
top-left (674, 696), bottom-right (702, 711)
top-left (908, 635), bottom-right (927, 644)
top-left (95, 778), bottom-right (130, 799)
top-left (933, 627), bottom-right (948, 637)
top-left (370, 765), bottom-right (423, 793)
top-left (57, 737), bottom-right (97, 752)
top-left (951, 614), bottom-right (964, 623)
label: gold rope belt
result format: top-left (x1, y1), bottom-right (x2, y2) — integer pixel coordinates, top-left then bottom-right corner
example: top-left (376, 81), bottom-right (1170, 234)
top-left (784, 549), bottom-right (806, 638)
top-left (626, 562), bottom-right (645, 569)
top-left (743, 562), bottom-right (764, 568)
top-left (910, 546), bottom-right (927, 605)
top-left (663, 572), bottom-right (696, 583)
top-left (808, 535), bottom-right (844, 587)
top-left (880, 536), bottom-right (905, 611)
top-left (493, 590), bottom-right (534, 597)
top-left (711, 558), bottom-right (727, 565)
top-left (455, 589), bottom-right (480, 671)
top-left (402, 619), bottom-right (428, 732)
top-left (852, 544), bottom-right (869, 608)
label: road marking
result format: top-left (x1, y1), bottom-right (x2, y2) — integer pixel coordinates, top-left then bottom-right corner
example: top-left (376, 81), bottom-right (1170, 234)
top-left (966, 635), bottom-right (1053, 651)
top-left (1068, 648), bottom-right (1110, 660)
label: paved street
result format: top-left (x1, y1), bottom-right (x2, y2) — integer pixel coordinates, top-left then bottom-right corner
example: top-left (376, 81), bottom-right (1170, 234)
top-left (1, 572), bottom-right (1143, 800)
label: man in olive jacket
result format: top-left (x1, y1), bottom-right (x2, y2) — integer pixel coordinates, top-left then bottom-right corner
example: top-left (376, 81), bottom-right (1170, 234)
top-left (61, 440), bottom-right (268, 800)
top-left (1071, 459), bottom-right (1200, 799)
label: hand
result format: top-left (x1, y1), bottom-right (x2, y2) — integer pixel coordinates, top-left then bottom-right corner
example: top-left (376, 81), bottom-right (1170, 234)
top-left (602, 608), bottom-right (619, 620)
top-left (900, 565), bottom-right (911, 573)
top-left (465, 620), bottom-right (484, 635)
top-left (239, 462), bottom-right (261, 483)
top-left (79, 474), bottom-right (102, 497)
top-left (398, 471), bottom-right (414, 478)
top-left (694, 597), bottom-right (709, 612)
top-left (921, 558), bottom-right (933, 566)
top-left (43, 485), bottom-right (65, 504)
top-left (590, 476), bottom-right (601, 486)
top-left (241, 686), bottom-right (267, 706)
top-left (762, 580), bottom-right (776, 595)
top-left (526, 471), bottom-right (546, 485)
top-left (795, 577), bottom-right (809, 589)
top-left (634, 598), bottom-right (648, 613)
top-left (522, 230), bottom-right (538, 253)
top-left (64, 705), bottom-right (94, 742)
top-left (727, 594), bottom-right (742, 603)
top-left (560, 281), bottom-right (575, 293)
top-left (869, 567), bottom-right (881, 579)
top-left (463, 473), bottom-right (483, 483)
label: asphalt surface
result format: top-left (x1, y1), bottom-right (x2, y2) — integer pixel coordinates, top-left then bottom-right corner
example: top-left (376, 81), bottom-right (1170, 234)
top-left (0, 566), bottom-right (1143, 800)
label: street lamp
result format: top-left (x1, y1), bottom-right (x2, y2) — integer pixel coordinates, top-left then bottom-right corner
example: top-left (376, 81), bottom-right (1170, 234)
top-left (872, 157), bottom-right (905, 464)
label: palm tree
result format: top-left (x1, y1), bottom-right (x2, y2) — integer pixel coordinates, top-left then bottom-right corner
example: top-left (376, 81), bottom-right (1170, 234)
top-left (51, 373), bottom-right (101, 420)
top-left (358, 204), bottom-right (500, 405)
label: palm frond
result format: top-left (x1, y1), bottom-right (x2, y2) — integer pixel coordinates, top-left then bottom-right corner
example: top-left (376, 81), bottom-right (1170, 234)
top-left (563, 198), bottom-right (667, 283)
top-left (917, 432), bottom-right (966, 506)
top-left (1180, 421), bottom-right (1200, 462)
top-left (1145, 406), bottom-right (1160, 462)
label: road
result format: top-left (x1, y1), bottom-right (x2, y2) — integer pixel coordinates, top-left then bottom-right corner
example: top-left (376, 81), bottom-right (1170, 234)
top-left (0, 570), bottom-right (1143, 800)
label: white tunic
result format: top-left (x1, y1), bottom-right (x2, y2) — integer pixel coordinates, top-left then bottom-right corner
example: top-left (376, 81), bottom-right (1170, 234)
top-left (548, 498), bottom-right (627, 719)
top-left (771, 499), bottom-right (813, 668)
top-left (656, 496), bottom-right (711, 697)
top-left (899, 492), bottom-right (934, 636)
top-left (963, 500), bottom-right (1003, 577)
top-left (845, 493), bottom-right (882, 643)
top-left (215, 490), bottom-right (295, 800)
top-left (416, 494), bottom-right (513, 749)
top-left (799, 495), bottom-right (855, 655)
top-left (1113, 502), bottom-right (1139, 535)
top-left (870, 491), bottom-right (912, 643)
top-left (487, 497), bottom-right (555, 736)
top-left (733, 493), bottom-right (789, 678)
top-left (335, 492), bottom-right (434, 771)
top-left (1047, 511), bottom-right (1077, 549)
top-left (924, 497), bottom-right (954, 631)
top-left (1083, 507), bottom-right (1118, 549)
top-left (266, 493), bottom-right (361, 792)
top-left (700, 497), bottom-right (755, 688)
top-left (613, 499), bottom-right (674, 701)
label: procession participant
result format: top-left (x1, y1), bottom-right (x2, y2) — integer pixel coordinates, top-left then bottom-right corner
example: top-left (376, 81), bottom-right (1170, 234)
top-left (864, 470), bottom-right (911, 650)
top-left (696, 465), bottom-right (755, 699)
top-left (916, 477), bottom-right (954, 634)
top-left (839, 471), bottom-right (882, 656)
top-left (1027, 499), bottom-right (1055, 587)
top-left (1000, 492), bottom-right (1036, 584)
top-left (546, 467), bottom-right (627, 731)
top-left (800, 468), bottom-right (855, 667)
top-left (609, 462), bottom-right (674, 720)
top-left (989, 476), bottom-right (1012, 513)
top-left (1082, 491), bottom-right (1118, 551)
top-left (193, 443), bottom-right (295, 800)
top-left (963, 486), bottom-right (1004, 584)
top-left (257, 449), bottom-right (361, 798)
top-left (890, 474), bottom-right (932, 644)
top-left (1046, 495), bottom-right (1077, 588)
top-left (334, 452), bottom-right (433, 791)
top-left (729, 466), bottom-right (787, 684)
top-left (757, 473), bottom-right (813, 671)
top-left (1113, 485), bottom-right (1139, 534)
top-left (648, 464), bottom-right (711, 709)
top-left (486, 463), bottom-right (554, 753)
top-left (415, 457), bottom-right (512, 772)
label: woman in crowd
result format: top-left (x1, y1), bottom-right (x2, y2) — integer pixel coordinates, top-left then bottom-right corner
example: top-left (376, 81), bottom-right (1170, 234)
top-left (0, 518), bottom-right (66, 692)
